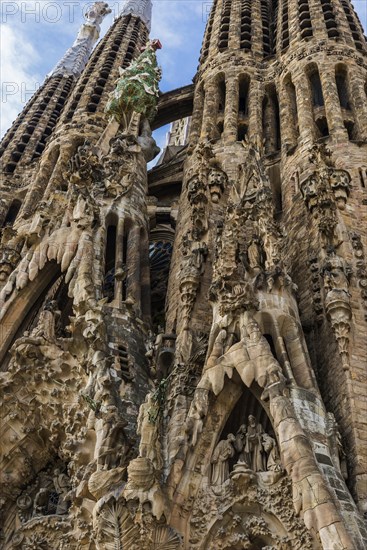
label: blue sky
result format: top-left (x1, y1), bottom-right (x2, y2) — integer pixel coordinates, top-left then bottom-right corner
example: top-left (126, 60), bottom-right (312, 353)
top-left (0, 0), bottom-right (208, 144)
top-left (1, 0), bottom-right (366, 153)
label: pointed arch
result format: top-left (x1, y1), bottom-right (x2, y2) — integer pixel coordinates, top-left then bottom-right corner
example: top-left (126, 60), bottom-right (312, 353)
top-left (0, 261), bottom-right (61, 368)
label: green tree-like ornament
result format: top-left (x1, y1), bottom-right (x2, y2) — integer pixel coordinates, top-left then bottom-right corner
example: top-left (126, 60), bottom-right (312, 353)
top-left (105, 39), bottom-right (162, 128)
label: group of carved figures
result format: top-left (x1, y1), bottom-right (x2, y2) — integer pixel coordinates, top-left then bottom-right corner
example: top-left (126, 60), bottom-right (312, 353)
top-left (211, 416), bottom-right (281, 486)
top-left (16, 469), bottom-right (71, 524)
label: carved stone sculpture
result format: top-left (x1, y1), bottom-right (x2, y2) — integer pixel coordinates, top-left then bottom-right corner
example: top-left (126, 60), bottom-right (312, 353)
top-left (53, 469), bottom-right (71, 514)
top-left (105, 39), bottom-right (162, 128)
top-left (137, 392), bottom-right (163, 470)
top-left (326, 412), bottom-right (348, 480)
top-left (211, 434), bottom-right (236, 485)
top-left (262, 433), bottom-right (282, 472)
top-left (95, 405), bottom-right (128, 471)
top-left (245, 415), bottom-right (265, 472)
top-left (321, 247), bottom-right (352, 369)
top-left (208, 166), bottom-right (226, 203)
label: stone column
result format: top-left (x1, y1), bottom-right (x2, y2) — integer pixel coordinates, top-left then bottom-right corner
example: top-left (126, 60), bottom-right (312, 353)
top-left (309, 0), bottom-right (329, 39)
top-left (223, 76), bottom-right (239, 142)
top-left (208, 0), bottom-right (222, 58)
top-left (201, 78), bottom-right (220, 140)
top-left (189, 86), bottom-right (205, 145)
top-left (248, 80), bottom-right (263, 147)
top-left (319, 68), bottom-right (348, 140)
top-left (140, 230), bottom-right (151, 324)
top-left (293, 72), bottom-right (314, 144)
top-left (288, 0), bottom-right (301, 46)
top-left (114, 217), bottom-right (125, 307)
top-left (348, 68), bottom-right (367, 141)
top-left (228, 0), bottom-right (240, 50)
top-left (0, 198), bottom-right (11, 227)
top-left (126, 225), bottom-right (141, 313)
top-left (251, 0), bottom-right (264, 57)
top-left (278, 80), bottom-right (298, 152)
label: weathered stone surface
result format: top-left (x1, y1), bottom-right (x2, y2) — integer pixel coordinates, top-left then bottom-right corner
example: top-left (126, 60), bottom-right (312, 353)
top-left (0, 0), bottom-right (366, 548)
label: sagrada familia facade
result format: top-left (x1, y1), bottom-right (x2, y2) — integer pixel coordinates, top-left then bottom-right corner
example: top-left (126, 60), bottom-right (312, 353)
top-left (0, 0), bottom-right (366, 547)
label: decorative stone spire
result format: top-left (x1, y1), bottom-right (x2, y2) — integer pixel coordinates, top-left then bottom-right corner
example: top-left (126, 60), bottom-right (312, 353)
top-left (50, 1), bottom-right (111, 77)
top-left (120, 0), bottom-right (152, 32)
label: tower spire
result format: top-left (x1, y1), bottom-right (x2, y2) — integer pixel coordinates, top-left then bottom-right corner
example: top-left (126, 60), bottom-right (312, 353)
top-left (0, 2), bottom-right (111, 178)
top-left (120, 0), bottom-right (152, 32)
top-left (50, 2), bottom-right (111, 77)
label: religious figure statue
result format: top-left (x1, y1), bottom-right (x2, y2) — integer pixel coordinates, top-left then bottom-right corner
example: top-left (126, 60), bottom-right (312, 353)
top-left (242, 319), bottom-right (279, 387)
top-left (30, 300), bottom-right (60, 343)
top-left (262, 433), bottom-right (282, 472)
top-left (207, 317), bottom-right (284, 394)
top-left (96, 405), bottom-right (128, 470)
top-left (261, 363), bottom-right (287, 401)
top-left (53, 469), bottom-right (71, 515)
top-left (234, 424), bottom-right (249, 464)
top-left (186, 389), bottom-right (209, 447)
top-left (245, 415), bottom-right (265, 472)
top-left (137, 392), bottom-right (163, 471)
top-left (322, 246), bottom-right (351, 302)
top-left (246, 235), bottom-right (263, 271)
top-left (211, 434), bottom-right (236, 485)
top-left (326, 412), bottom-right (348, 480)
top-left (32, 488), bottom-right (50, 517)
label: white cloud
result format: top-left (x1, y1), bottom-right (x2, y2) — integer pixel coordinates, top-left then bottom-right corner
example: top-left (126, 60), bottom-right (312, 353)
top-left (0, 22), bottom-right (41, 137)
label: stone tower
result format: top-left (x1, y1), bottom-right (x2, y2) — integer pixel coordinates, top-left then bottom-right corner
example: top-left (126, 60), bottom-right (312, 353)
top-left (0, 0), bottom-right (366, 547)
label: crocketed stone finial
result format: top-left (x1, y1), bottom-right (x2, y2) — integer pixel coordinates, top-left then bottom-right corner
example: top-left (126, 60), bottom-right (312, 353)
top-left (120, 0), bottom-right (153, 32)
top-left (50, 2), bottom-right (111, 78)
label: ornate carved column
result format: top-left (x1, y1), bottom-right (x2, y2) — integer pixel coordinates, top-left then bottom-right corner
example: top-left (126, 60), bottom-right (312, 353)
top-left (278, 80), bottom-right (298, 152)
top-left (223, 76), bottom-right (239, 142)
top-left (114, 217), bottom-right (125, 307)
top-left (319, 69), bottom-right (348, 140)
top-left (251, 0), bottom-right (265, 56)
top-left (248, 80), bottom-right (263, 145)
top-left (201, 78), bottom-right (220, 140)
top-left (189, 86), bottom-right (205, 145)
top-left (293, 72), bottom-right (314, 143)
top-left (126, 225), bottom-right (142, 312)
top-left (348, 68), bottom-right (367, 141)
top-left (0, 198), bottom-right (10, 227)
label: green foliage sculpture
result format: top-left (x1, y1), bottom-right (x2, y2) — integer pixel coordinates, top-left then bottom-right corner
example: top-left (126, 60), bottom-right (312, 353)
top-left (105, 39), bottom-right (162, 128)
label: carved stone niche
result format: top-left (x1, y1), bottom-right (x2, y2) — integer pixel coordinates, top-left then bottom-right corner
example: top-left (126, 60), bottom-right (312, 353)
top-left (4, 461), bottom-right (72, 549)
top-left (187, 385), bottom-right (314, 550)
top-left (209, 388), bottom-right (283, 491)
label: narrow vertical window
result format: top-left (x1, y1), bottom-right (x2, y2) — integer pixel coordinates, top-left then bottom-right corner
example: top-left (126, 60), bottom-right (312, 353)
top-left (104, 223), bottom-right (117, 302)
top-left (238, 76), bottom-right (250, 141)
top-left (284, 74), bottom-right (299, 143)
top-left (216, 76), bottom-right (226, 138)
top-left (308, 65), bottom-right (329, 137)
top-left (336, 65), bottom-right (357, 140)
top-left (262, 85), bottom-right (281, 153)
top-left (2, 200), bottom-right (21, 227)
